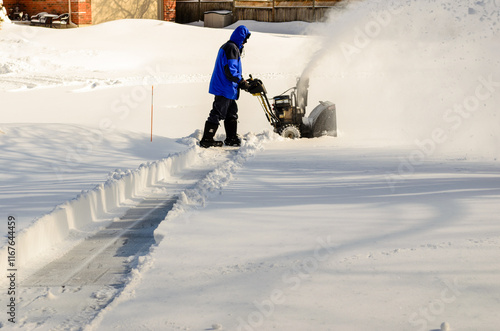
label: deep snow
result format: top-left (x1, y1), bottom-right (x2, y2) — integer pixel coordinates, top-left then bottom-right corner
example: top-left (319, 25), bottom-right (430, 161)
top-left (1, 0), bottom-right (500, 330)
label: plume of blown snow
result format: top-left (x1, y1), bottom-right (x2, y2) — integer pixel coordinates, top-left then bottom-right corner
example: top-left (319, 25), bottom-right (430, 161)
top-left (299, 0), bottom-right (500, 159)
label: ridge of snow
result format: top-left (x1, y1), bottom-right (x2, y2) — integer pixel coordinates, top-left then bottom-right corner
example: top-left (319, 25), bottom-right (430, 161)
top-left (0, 130), bottom-right (275, 287)
top-left (0, 144), bottom-right (197, 283)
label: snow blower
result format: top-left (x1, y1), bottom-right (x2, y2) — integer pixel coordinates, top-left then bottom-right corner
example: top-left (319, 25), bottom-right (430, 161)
top-left (247, 75), bottom-right (337, 139)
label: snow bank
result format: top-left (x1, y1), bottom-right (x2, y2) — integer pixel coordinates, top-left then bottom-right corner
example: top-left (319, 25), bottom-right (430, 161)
top-left (0, 124), bottom-right (188, 236)
top-left (0, 145), bottom-right (198, 279)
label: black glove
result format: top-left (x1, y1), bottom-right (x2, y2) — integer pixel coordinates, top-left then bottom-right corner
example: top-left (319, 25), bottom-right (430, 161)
top-left (238, 79), bottom-right (250, 91)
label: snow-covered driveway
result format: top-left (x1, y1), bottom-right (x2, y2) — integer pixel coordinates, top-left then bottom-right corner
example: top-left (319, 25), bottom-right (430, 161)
top-left (95, 138), bottom-right (500, 331)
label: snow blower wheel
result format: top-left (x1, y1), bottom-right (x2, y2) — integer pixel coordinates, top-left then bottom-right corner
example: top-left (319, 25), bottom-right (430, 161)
top-left (279, 125), bottom-right (301, 139)
top-left (247, 75), bottom-right (337, 139)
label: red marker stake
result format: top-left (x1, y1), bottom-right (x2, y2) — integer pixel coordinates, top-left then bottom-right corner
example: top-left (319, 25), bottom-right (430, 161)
top-left (151, 85), bottom-right (154, 142)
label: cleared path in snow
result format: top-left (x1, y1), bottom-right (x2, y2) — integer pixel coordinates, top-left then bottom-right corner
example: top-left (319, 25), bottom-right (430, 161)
top-left (20, 146), bottom-right (243, 288)
top-left (14, 143), bottom-right (257, 330)
top-left (22, 150), bottom-right (237, 287)
top-left (22, 196), bottom-right (177, 287)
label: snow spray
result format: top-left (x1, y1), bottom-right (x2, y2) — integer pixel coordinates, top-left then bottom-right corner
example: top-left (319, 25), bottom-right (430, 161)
top-left (296, 0), bottom-right (403, 109)
top-left (297, 0), bottom-right (500, 160)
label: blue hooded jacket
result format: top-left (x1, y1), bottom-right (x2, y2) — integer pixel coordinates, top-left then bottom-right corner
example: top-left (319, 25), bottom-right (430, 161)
top-left (209, 26), bottom-right (251, 100)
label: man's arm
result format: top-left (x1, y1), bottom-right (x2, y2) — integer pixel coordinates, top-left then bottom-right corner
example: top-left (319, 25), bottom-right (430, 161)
top-left (222, 43), bottom-right (242, 83)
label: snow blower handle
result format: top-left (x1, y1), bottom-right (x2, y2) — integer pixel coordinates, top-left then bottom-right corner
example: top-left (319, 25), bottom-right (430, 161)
top-left (246, 75), bottom-right (280, 127)
top-left (246, 75), bottom-right (267, 95)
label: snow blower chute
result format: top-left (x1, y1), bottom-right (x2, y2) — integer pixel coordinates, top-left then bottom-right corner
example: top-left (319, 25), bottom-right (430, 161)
top-left (246, 75), bottom-right (337, 139)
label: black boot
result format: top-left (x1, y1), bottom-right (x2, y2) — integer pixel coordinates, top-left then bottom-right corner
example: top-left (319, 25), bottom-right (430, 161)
top-left (200, 121), bottom-right (223, 148)
top-left (224, 119), bottom-right (241, 147)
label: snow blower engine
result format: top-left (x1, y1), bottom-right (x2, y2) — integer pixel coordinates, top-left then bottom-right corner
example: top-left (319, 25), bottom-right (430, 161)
top-left (246, 75), bottom-right (337, 139)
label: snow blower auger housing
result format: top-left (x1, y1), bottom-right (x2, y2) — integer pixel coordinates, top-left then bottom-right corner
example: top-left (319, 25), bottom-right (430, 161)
top-left (247, 75), bottom-right (337, 139)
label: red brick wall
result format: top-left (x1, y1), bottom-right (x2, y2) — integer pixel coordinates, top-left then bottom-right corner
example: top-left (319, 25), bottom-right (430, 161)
top-left (4, 0), bottom-right (67, 17)
top-left (4, 0), bottom-right (175, 25)
top-left (3, 0), bottom-right (29, 16)
top-left (2, 0), bottom-right (91, 25)
top-left (72, 0), bottom-right (91, 25)
top-left (164, 0), bottom-right (175, 22)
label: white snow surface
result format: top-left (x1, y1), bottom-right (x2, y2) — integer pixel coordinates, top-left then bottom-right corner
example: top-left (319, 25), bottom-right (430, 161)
top-left (1, 0), bottom-right (500, 330)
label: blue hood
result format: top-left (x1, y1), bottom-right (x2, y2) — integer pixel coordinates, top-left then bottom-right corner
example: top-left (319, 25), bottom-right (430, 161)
top-left (230, 25), bottom-right (251, 48)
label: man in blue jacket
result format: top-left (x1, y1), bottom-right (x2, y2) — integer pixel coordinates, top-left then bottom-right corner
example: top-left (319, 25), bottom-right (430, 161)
top-left (200, 25), bottom-right (251, 148)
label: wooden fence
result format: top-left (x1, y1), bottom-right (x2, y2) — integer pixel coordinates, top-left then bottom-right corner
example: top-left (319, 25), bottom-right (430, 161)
top-left (175, 0), bottom-right (342, 24)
